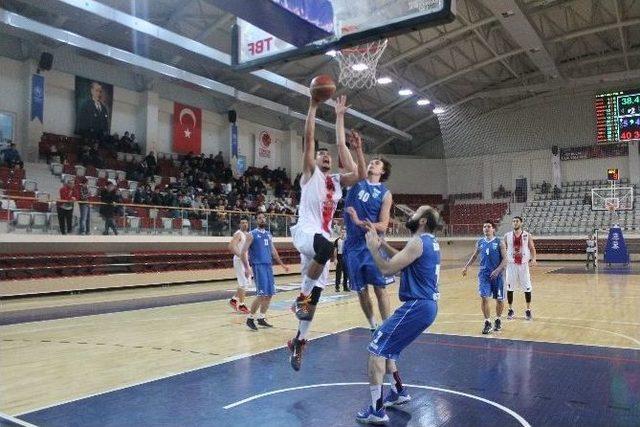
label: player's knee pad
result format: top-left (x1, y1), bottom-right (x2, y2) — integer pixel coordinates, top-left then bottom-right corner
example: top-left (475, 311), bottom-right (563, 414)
top-left (524, 291), bottom-right (532, 303)
top-left (507, 290), bottom-right (514, 304)
top-left (312, 234), bottom-right (333, 265)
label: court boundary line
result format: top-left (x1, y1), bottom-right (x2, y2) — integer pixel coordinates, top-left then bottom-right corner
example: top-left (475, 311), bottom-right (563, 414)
top-left (14, 326), bottom-right (357, 417)
top-left (222, 382), bottom-right (531, 427)
top-left (432, 320), bottom-right (640, 348)
top-left (0, 411), bottom-right (38, 427)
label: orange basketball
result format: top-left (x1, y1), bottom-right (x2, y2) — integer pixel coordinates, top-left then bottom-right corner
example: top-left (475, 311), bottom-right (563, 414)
top-left (310, 74), bottom-right (336, 103)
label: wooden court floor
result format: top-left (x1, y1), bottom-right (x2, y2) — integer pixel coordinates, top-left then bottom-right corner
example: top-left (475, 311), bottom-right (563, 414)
top-left (1, 261), bottom-right (639, 416)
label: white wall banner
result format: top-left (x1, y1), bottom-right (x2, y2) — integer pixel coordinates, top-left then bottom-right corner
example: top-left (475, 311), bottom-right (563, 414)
top-left (254, 130), bottom-right (275, 168)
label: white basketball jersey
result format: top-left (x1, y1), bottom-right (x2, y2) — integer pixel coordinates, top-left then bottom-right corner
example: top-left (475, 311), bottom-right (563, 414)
top-left (295, 167), bottom-right (342, 239)
top-left (232, 229), bottom-right (247, 262)
top-left (504, 230), bottom-right (531, 264)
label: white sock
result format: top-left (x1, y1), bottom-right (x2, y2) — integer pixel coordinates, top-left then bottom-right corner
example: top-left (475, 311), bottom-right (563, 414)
top-left (297, 320), bottom-right (311, 340)
top-left (485, 318), bottom-right (490, 322)
top-left (368, 316), bottom-right (377, 329)
top-left (386, 374), bottom-right (397, 393)
top-left (370, 385), bottom-right (382, 409)
top-left (256, 313), bottom-right (264, 320)
top-left (302, 275), bottom-right (318, 294)
top-left (248, 314), bottom-right (254, 320)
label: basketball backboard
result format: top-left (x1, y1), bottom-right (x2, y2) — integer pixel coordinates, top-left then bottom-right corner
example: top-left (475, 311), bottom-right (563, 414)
top-left (230, 0), bottom-right (457, 70)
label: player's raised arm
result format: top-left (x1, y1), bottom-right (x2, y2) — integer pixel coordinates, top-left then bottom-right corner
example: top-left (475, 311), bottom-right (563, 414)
top-left (334, 95), bottom-right (357, 177)
top-left (340, 130), bottom-right (367, 187)
top-left (302, 99), bottom-right (319, 182)
top-left (365, 229), bottom-right (423, 276)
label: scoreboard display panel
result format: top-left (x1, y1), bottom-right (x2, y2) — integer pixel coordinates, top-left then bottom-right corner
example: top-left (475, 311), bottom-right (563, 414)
top-left (595, 89), bottom-right (640, 143)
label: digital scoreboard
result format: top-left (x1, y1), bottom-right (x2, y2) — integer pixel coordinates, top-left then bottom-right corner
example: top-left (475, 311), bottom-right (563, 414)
top-left (595, 89), bottom-right (640, 143)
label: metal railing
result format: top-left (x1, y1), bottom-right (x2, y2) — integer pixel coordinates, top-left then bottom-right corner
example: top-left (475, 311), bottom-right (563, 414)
top-left (0, 195), bottom-right (301, 237)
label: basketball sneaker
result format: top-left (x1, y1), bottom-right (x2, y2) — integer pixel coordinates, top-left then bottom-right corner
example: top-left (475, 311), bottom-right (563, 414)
top-left (525, 309), bottom-right (532, 320)
top-left (494, 318), bottom-right (502, 332)
top-left (257, 318), bottom-right (273, 328)
top-left (383, 388), bottom-right (411, 407)
top-left (229, 298), bottom-right (238, 311)
top-left (292, 294), bottom-right (313, 320)
top-left (356, 405), bottom-right (389, 424)
top-left (287, 338), bottom-right (307, 371)
top-left (482, 320), bottom-right (492, 335)
top-left (507, 308), bottom-right (515, 320)
top-left (238, 304), bottom-right (250, 314)
top-left (246, 318), bottom-right (258, 331)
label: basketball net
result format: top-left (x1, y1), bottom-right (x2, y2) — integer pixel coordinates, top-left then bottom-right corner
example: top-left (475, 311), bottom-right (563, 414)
top-left (336, 39), bottom-right (388, 89)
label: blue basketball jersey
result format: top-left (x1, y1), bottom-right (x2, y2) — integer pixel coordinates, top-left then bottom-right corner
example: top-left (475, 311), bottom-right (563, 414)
top-left (344, 180), bottom-right (389, 247)
top-left (248, 228), bottom-right (273, 265)
top-left (399, 234), bottom-right (440, 301)
top-left (477, 237), bottom-right (502, 275)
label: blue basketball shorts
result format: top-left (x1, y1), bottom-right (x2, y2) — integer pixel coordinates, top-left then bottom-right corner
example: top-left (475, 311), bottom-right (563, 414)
top-left (252, 263), bottom-right (276, 297)
top-left (344, 245), bottom-right (395, 293)
top-left (368, 298), bottom-right (438, 360)
top-left (478, 273), bottom-right (504, 300)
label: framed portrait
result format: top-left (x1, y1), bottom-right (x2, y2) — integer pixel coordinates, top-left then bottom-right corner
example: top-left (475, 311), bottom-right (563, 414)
top-left (75, 76), bottom-right (113, 137)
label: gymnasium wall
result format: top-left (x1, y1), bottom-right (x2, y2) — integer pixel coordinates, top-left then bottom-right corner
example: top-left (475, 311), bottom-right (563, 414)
top-left (440, 87), bottom-right (636, 195)
top-left (446, 148), bottom-right (631, 195)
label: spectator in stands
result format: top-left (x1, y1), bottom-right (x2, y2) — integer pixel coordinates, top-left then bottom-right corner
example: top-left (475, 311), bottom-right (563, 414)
top-left (213, 151), bottom-right (224, 169)
top-left (144, 151), bottom-right (157, 177)
top-left (552, 185), bottom-right (561, 199)
top-left (541, 180), bottom-right (550, 194)
top-left (47, 143), bottom-right (59, 164)
top-left (3, 143), bottom-right (23, 169)
top-left (130, 134), bottom-right (141, 154)
top-left (77, 181), bottom-right (91, 235)
top-left (100, 181), bottom-right (118, 235)
top-left (57, 180), bottom-right (76, 235)
top-left (120, 132), bottom-right (132, 151)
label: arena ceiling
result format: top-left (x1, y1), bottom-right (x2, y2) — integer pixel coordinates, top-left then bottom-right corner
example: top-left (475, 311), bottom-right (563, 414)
top-left (1, 0), bottom-right (640, 156)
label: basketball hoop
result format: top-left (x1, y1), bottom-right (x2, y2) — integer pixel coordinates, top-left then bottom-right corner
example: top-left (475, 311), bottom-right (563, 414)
top-left (604, 198), bottom-right (619, 213)
top-left (336, 39), bottom-right (388, 89)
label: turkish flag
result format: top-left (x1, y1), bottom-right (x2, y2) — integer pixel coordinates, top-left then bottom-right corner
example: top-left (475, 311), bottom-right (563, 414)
top-left (173, 102), bottom-right (202, 154)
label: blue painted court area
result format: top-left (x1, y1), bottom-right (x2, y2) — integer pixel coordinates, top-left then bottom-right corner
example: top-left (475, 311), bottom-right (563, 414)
top-left (17, 329), bottom-right (640, 427)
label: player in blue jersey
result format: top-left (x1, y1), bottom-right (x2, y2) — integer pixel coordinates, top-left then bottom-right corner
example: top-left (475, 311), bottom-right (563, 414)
top-left (463, 220), bottom-right (508, 335)
top-left (356, 206), bottom-right (442, 425)
top-left (241, 213), bottom-right (289, 331)
top-left (343, 148), bottom-right (394, 331)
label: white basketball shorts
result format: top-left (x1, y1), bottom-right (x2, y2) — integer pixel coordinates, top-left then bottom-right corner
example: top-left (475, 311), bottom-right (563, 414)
top-left (233, 256), bottom-right (250, 289)
top-left (505, 263), bottom-right (532, 292)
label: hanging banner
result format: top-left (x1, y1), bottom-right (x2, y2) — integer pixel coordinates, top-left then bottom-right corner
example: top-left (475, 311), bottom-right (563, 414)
top-left (31, 74), bottom-right (44, 123)
top-left (173, 102), bottom-right (202, 154)
top-left (230, 123), bottom-right (240, 177)
top-left (254, 130), bottom-right (275, 168)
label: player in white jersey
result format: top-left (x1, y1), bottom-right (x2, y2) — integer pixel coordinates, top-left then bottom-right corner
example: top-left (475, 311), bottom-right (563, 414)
top-left (227, 217), bottom-right (250, 314)
top-left (503, 216), bottom-right (537, 321)
top-left (287, 94), bottom-right (367, 371)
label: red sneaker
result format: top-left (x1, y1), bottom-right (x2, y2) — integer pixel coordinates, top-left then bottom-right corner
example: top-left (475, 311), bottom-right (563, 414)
top-left (229, 298), bottom-right (238, 311)
top-left (288, 338), bottom-right (307, 371)
top-left (238, 304), bottom-right (250, 314)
